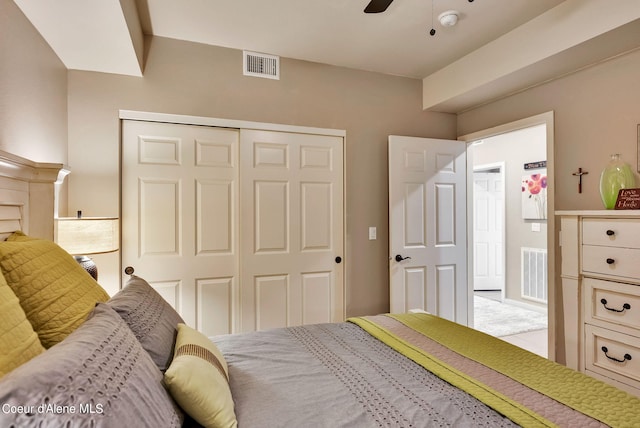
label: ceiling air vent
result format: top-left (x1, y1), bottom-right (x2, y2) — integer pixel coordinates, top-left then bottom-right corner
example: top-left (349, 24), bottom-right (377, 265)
top-left (243, 51), bottom-right (280, 80)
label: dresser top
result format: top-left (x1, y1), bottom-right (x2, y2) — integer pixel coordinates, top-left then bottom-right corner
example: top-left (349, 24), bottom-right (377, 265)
top-left (556, 210), bottom-right (640, 217)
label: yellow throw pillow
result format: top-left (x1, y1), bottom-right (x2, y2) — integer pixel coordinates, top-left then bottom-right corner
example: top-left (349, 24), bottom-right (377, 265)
top-left (0, 273), bottom-right (45, 378)
top-left (0, 232), bottom-right (110, 348)
top-left (164, 323), bottom-right (237, 428)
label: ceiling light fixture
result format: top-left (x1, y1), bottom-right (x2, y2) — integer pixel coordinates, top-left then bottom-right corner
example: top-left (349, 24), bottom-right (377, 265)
top-left (438, 10), bottom-right (459, 27)
top-left (428, 0), bottom-right (471, 37)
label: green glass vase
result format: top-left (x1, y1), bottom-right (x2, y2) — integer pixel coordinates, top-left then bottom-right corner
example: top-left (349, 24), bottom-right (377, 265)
top-left (599, 154), bottom-right (636, 209)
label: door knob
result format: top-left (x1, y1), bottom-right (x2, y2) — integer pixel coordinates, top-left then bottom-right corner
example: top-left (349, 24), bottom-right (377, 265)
top-left (124, 266), bottom-right (135, 275)
top-left (335, 256), bottom-right (342, 264)
top-left (395, 254), bottom-right (411, 262)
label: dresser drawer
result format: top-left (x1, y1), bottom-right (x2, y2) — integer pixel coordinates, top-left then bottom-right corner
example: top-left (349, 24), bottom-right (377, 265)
top-left (585, 278), bottom-right (640, 332)
top-left (585, 325), bottom-right (640, 389)
top-left (582, 245), bottom-right (640, 280)
top-left (582, 218), bottom-right (640, 248)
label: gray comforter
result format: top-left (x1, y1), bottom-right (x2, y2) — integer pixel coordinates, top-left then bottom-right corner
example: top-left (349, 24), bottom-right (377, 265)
top-left (213, 322), bottom-right (519, 428)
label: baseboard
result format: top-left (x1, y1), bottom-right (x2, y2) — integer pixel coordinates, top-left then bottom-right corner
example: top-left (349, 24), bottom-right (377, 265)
top-left (503, 298), bottom-right (547, 315)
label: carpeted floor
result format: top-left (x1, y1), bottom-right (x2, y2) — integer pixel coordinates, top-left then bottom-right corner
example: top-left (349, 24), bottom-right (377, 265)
top-left (473, 295), bottom-right (547, 337)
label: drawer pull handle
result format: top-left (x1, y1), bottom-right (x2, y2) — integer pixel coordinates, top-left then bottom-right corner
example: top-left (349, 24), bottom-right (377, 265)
top-left (606, 258), bottom-right (616, 265)
top-left (601, 346), bottom-right (632, 363)
top-left (600, 299), bottom-right (631, 313)
top-left (606, 229), bottom-right (615, 236)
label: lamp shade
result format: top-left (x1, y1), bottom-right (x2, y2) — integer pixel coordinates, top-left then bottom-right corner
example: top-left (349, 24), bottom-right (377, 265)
top-left (55, 217), bottom-right (119, 255)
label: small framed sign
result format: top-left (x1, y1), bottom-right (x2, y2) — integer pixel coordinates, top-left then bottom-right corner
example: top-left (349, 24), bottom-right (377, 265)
top-left (615, 188), bottom-right (640, 210)
top-left (524, 160), bottom-right (546, 170)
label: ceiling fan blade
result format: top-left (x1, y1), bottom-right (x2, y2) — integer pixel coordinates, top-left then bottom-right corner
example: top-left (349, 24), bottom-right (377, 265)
top-left (364, 0), bottom-right (394, 13)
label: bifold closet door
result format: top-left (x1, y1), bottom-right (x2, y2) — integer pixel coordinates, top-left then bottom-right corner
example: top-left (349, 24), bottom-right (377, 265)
top-left (121, 120), bottom-right (240, 337)
top-left (239, 130), bottom-right (344, 332)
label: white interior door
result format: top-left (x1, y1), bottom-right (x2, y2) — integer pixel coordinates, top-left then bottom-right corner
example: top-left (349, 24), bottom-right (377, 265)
top-left (389, 135), bottom-right (468, 324)
top-left (240, 129), bottom-right (344, 332)
top-left (473, 169), bottom-right (505, 292)
top-left (122, 120), bottom-right (239, 336)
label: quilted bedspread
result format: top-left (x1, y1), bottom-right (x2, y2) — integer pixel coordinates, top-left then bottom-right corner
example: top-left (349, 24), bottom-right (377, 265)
top-left (351, 313), bottom-right (640, 428)
top-left (215, 313), bottom-right (640, 428)
top-left (215, 320), bottom-right (519, 428)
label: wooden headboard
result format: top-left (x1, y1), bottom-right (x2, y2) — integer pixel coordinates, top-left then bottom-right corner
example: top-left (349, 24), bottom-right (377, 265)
top-left (0, 150), bottom-right (66, 241)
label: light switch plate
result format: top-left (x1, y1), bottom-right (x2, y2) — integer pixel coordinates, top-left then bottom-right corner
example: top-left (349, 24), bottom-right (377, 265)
top-left (369, 226), bottom-right (377, 240)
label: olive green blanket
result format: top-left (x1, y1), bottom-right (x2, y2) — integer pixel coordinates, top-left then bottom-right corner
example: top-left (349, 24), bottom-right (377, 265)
top-left (349, 313), bottom-right (640, 428)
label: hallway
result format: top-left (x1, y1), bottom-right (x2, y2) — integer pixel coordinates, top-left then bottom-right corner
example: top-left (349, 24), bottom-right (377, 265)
top-left (474, 291), bottom-right (547, 358)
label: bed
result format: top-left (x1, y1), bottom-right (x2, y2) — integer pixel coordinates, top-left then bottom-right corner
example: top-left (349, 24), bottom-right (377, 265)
top-left (215, 313), bottom-right (640, 428)
top-left (0, 150), bottom-right (639, 428)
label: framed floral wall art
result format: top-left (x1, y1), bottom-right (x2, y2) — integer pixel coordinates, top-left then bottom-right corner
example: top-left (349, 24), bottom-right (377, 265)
top-left (521, 169), bottom-right (547, 219)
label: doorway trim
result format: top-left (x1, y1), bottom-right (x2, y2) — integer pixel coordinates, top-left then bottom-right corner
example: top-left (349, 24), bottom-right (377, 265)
top-left (119, 110), bottom-right (346, 138)
top-left (459, 111), bottom-right (556, 361)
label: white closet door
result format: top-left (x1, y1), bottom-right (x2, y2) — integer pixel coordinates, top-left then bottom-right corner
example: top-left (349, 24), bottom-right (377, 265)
top-left (122, 120), bottom-right (239, 336)
top-left (240, 130), bottom-right (344, 332)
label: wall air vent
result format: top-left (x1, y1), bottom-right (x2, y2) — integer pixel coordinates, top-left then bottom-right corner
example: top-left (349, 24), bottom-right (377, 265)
top-left (521, 247), bottom-right (547, 303)
top-left (243, 51), bottom-right (280, 80)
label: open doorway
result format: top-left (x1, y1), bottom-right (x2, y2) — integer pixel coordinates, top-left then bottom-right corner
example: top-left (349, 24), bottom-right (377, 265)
top-left (466, 121), bottom-right (550, 358)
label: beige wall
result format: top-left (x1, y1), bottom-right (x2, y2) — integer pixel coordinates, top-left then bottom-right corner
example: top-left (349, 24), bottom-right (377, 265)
top-left (459, 49), bottom-right (640, 211)
top-left (458, 48), bottom-right (640, 363)
top-left (0, 0), bottom-right (67, 164)
top-left (0, 0), bottom-right (68, 240)
top-left (67, 35), bottom-right (457, 310)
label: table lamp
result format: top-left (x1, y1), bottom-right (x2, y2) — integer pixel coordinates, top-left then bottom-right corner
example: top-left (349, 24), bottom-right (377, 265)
top-left (55, 212), bottom-right (119, 280)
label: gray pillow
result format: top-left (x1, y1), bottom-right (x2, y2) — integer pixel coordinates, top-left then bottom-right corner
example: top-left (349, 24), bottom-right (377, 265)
top-left (108, 275), bottom-right (185, 371)
top-left (0, 303), bottom-right (183, 427)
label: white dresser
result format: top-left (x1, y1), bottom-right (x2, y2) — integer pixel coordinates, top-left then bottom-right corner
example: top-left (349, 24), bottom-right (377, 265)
top-left (558, 210), bottom-right (640, 396)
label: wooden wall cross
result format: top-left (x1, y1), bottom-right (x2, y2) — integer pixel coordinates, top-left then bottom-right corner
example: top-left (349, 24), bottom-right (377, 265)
top-left (572, 168), bottom-right (588, 193)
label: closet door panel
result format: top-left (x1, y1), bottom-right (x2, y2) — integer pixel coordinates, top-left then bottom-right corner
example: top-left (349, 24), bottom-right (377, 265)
top-left (122, 120), bottom-right (239, 334)
top-left (240, 130), bottom-right (344, 332)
